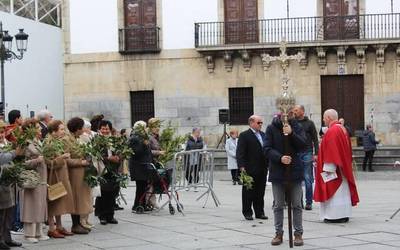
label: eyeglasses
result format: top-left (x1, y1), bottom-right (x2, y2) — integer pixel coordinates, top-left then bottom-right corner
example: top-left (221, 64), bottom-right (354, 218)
top-left (257, 122), bottom-right (263, 125)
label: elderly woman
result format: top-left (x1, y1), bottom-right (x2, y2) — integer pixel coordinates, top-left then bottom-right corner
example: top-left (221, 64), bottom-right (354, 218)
top-left (64, 117), bottom-right (92, 234)
top-left (94, 120), bottom-right (121, 225)
top-left (225, 128), bottom-right (240, 185)
top-left (45, 120), bottom-right (74, 239)
top-left (129, 121), bottom-right (153, 212)
top-left (20, 119), bottom-right (49, 243)
top-left (79, 119), bottom-right (95, 228)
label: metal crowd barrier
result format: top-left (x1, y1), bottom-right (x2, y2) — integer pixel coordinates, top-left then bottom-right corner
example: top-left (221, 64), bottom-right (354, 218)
top-left (160, 149), bottom-right (221, 211)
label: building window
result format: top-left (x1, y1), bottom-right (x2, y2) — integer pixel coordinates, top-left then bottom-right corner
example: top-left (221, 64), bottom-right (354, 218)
top-left (224, 0), bottom-right (258, 44)
top-left (323, 0), bottom-right (359, 40)
top-left (130, 90), bottom-right (155, 126)
top-left (229, 87), bottom-right (254, 125)
top-left (120, 0), bottom-right (160, 53)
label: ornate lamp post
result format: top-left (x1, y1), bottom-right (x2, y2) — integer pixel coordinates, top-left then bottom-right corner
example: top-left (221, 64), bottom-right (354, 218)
top-left (0, 22), bottom-right (29, 116)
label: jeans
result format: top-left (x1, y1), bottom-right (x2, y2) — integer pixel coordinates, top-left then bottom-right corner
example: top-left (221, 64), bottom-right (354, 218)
top-left (272, 182), bottom-right (303, 235)
top-left (299, 151), bottom-right (314, 205)
top-left (13, 192), bottom-right (23, 230)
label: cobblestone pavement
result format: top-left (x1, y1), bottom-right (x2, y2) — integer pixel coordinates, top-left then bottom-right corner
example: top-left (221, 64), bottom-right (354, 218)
top-left (11, 171), bottom-right (400, 250)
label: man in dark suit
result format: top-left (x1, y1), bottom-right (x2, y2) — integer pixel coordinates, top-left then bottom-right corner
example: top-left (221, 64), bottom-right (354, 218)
top-left (236, 115), bottom-right (268, 221)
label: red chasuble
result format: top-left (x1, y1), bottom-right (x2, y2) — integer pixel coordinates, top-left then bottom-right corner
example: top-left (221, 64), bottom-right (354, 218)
top-left (314, 121), bottom-right (359, 206)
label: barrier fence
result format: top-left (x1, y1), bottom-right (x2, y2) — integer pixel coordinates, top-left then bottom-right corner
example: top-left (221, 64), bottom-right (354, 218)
top-left (160, 149), bottom-right (221, 213)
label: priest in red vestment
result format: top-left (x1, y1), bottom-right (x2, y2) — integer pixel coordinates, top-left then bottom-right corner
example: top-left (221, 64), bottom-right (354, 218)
top-left (314, 109), bottom-right (359, 223)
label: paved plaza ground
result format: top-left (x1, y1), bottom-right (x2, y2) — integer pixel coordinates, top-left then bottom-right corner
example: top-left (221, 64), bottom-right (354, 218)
top-left (11, 171), bottom-right (400, 250)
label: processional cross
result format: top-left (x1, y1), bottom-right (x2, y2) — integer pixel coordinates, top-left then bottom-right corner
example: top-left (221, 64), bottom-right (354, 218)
top-left (262, 40), bottom-right (303, 122)
top-left (264, 40), bottom-right (303, 248)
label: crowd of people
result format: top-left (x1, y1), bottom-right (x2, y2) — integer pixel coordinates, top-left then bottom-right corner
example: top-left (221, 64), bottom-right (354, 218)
top-left (230, 106), bottom-right (361, 247)
top-left (0, 105), bottom-right (380, 249)
top-left (0, 109), bottom-right (177, 249)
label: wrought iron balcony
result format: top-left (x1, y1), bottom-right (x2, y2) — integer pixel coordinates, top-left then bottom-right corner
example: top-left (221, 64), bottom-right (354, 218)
top-left (119, 26), bottom-right (161, 54)
top-left (194, 13), bottom-right (400, 49)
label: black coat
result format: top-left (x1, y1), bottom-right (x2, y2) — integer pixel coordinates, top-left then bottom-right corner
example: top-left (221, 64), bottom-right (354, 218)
top-left (362, 130), bottom-right (379, 151)
top-left (236, 129), bottom-right (268, 177)
top-left (128, 134), bottom-right (153, 181)
top-left (264, 118), bottom-right (307, 183)
top-left (185, 136), bottom-right (204, 151)
top-left (184, 136), bottom-right (204, 167)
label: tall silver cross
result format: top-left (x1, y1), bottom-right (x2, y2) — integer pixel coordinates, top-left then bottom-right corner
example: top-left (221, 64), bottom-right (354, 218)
top-left (262, 40), bottom-right (304, 123)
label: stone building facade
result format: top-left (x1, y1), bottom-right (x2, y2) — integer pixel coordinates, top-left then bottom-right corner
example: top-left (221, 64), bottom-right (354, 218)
top-left (64, 0), bottom-right (400, 145)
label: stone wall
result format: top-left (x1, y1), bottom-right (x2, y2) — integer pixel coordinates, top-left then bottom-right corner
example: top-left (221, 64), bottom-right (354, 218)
top-left (64, 47), bottom-right (400, 146)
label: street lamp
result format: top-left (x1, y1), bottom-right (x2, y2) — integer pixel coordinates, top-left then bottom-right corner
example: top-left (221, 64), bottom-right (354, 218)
top-left (0, 22), bottom-right (29, 116)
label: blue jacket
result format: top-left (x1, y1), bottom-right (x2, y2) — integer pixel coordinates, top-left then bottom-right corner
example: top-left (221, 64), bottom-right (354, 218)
top-left (362, 130), bottom-right (379, 151)
top-left (264, 117), bottom-right (307, 183)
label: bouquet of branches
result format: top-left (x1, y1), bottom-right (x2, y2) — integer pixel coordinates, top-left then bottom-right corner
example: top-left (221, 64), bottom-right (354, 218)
top-left (81, 135), bottom-right (111, 187)
top-left (158, 123), bottom-right (187, 166)
top-left (84, 164), bottom-right (106, 188)
top-left (0, 162), bottom-right (40, 188)
top-left (114, 172), bottom-right (129, 188)
top-left (3, 126), bottom-right (37, 152)
top-left (41, 137), bottom-right (65, 161)
top-left (109, 136), bottom-right (134, 160)
top-left (239, 171), bottom-right (254, 190)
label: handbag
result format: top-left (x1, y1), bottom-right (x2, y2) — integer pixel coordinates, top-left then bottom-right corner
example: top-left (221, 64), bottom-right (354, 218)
top-left (47, 161), bottom-right (67, 201)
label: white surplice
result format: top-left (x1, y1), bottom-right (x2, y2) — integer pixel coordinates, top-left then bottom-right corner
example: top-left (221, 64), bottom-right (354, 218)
top-left (319, 163), bottom-right (352, 220)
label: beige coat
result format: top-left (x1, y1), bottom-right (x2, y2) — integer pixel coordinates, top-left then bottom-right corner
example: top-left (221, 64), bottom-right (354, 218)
top-left (65, 135), bottom-right (93, 215)
top-left (47, 157), bottom-right (74, 217)
top-left (20, 143), bottom-right (48, 223)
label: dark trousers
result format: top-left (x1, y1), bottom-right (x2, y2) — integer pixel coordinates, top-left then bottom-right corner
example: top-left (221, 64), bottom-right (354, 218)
top-left (133, 180), bottom-right (147, 209)
top-left (185, 165), bottom-right (200, 184)
top-left (0, 206), bottom-right (14, 243)
top-left (362, 150), bottom-right (375, 171)
top-left (242, 175), bottom-right (266, 217)
top-left (71, 214), bottom-right (80, 227)
top-left (230, 169), bottom-right (239, 182)
top-left (12, 191), bottom-right (23, 230)
top-left (95, 184), bottom-right (120, 221)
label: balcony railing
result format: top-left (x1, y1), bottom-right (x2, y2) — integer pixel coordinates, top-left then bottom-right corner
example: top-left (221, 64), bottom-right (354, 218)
top-left (119, 26), bottom-right (161, 54)
top-left (195, 13), bottom-right (400, 48)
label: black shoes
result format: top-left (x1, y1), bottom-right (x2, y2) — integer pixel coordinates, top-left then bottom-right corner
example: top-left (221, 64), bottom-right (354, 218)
top-left (244, 215), bottom-right (254, 220)
top-left (305, 204), bottom-right (312, 210)
top-left (107, 218), bottom-right (118, 224)
top-left (5, 241), bottom-right (22, 247)
top-left (324, 217), bottom-right (349, 223)
top-left (256, 215), bottom-right (268, 220)
top-left (0, 242), bottom-right (10, 250)
top-left (100, 219), bottom-right (107, 225)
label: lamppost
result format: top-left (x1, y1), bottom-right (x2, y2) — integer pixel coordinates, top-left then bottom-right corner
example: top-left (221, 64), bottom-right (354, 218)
top-left (0, 22), bottom-right (29, 116)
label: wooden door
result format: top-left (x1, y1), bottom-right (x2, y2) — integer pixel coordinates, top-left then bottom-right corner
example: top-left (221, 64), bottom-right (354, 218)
top-left (224, 0), bottom-right (258, 44)
top-left (323, 0), bottom-right (359, 40)
top-left (321, 75), bottom-right (364, 132)
top-left (141, 0), bottom-right (157, 49)
top-left (124, 0), bottom-right (157, 51)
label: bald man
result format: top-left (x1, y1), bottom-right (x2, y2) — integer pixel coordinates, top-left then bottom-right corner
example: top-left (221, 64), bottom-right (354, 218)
top-left (314, 109), bottom-right (359, 223)
top-left (236, 115), bottom-right (269, 221)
